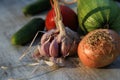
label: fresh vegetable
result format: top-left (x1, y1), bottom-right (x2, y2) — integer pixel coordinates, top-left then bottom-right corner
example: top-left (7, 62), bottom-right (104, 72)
top-left (11, 18), bottom-right (45, 45)
top-left (22, 0), bottom-right (51, 16)
top-left (78, 29), bottom-right (120, 68)
top-left (45, 3), bottom-right (78, 31)
top-left (77, 0), bottom-right (120, 34)
top-left (32, 0), bottom-right (79, 65)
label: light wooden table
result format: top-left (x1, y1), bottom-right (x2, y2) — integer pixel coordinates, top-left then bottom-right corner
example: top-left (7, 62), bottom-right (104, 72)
top-left (0, 0), bottom-right (120, 80)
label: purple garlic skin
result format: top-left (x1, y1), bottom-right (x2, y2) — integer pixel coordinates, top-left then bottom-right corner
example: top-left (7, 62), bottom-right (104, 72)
top-left (61, 36), bottom-right (72, 57)
top-left (49, 38), bottom-right (59, 57)
top-left (40, 29), bottom-right (59, 44)
top-left (39, 39), bottom-right (50, 57)
top-left (32, 28), bottom-right (80, 59)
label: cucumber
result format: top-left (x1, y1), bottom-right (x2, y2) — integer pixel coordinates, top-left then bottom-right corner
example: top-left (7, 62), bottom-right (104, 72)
top-left (11, 18), bottom-right (45, 45)
top-left (23, 0), bottom-right (51, 16)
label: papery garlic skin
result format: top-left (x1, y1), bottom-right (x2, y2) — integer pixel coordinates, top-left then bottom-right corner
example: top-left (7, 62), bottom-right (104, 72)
top-left (33, 27), bottom-right (80, 59)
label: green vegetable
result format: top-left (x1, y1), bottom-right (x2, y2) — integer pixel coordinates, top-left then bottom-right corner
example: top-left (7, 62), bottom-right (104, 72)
top-left (11, 18), bottom-right (45, 45)
top-left (23, 0), bottom-right (51, 16)
top-left (77, 0), bottom-right (120, 34)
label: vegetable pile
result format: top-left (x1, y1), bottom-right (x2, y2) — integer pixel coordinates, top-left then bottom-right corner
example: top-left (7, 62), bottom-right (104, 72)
top-left (11, 0), bottom-right (120, 68)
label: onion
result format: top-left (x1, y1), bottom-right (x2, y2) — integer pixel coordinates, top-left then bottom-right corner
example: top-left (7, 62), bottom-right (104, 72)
top-left (78, 29), bottom-right (120, 68)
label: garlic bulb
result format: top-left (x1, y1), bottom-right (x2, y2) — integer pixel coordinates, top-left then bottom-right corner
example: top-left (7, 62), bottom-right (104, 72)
top-left (32, 0), bottom-right (80, 65)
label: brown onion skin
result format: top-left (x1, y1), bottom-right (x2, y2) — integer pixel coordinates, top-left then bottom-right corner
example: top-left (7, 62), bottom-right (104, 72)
top-left (78, 29), bottom-right (120, 68)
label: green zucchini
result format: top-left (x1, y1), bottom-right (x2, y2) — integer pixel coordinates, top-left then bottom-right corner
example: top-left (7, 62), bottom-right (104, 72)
top-left (23, 0), bottom-right (51, 16)
top-left (77, 0), bottom-right (120, 34)
top-left (11, 18), bottom-right (45, 45)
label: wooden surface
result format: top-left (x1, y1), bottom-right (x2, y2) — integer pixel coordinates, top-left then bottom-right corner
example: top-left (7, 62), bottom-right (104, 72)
top-left (0, 0), bottom-right (120, 80)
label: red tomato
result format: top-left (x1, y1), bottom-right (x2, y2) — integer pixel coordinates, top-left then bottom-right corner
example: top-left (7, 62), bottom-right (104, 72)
top-left (45, 5), bottom-right (78, 31)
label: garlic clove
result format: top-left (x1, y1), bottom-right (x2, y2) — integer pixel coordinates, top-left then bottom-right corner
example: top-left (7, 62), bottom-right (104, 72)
top-left (49, 38), bottom-right (59, 57)
top-left (38, 39), bottom-right (50, 57)
top-left (40, 29), bottom-right (56, 44)
top-left (61, 37), bottom-right (73, 57)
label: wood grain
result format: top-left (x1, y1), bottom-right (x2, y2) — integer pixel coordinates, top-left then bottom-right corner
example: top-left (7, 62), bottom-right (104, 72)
top-left (0, 0), bottom-right (120, 80)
